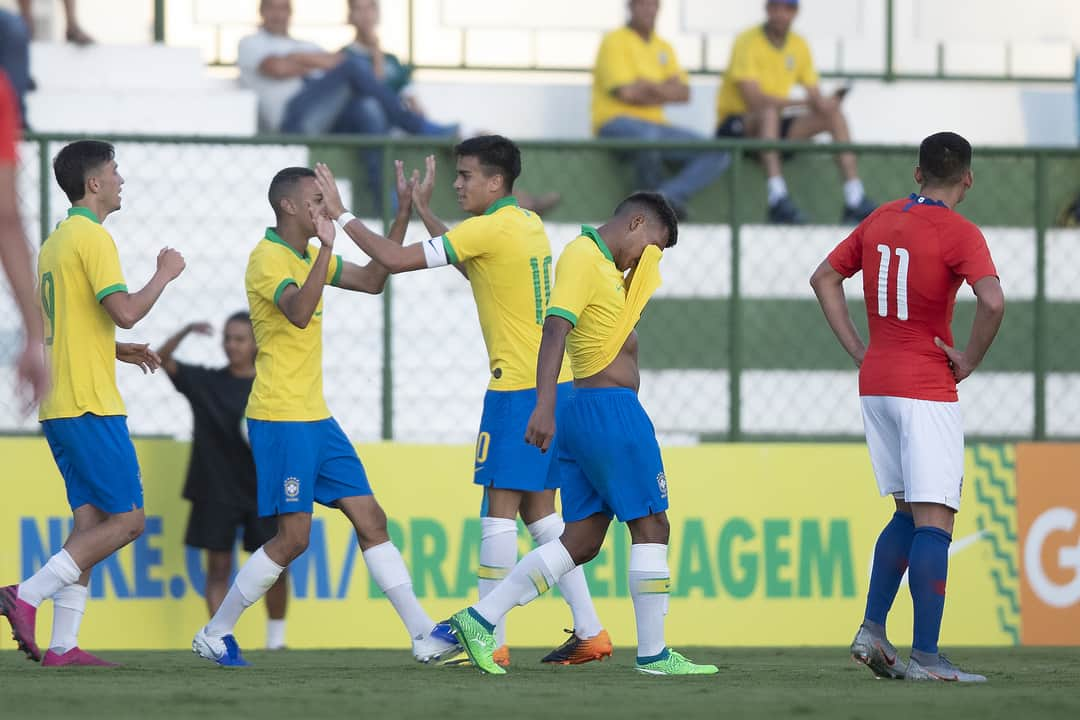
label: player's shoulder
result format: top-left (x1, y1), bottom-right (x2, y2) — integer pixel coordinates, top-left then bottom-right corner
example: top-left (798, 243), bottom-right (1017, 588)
top-left (733, 25), bottom-right (766, 49)
top-left (561, 234), bottom-right (601, 262)
top-left (787, 30), bottom-right (814, 55)
top-left (599, 26), bottom-right (636, 51)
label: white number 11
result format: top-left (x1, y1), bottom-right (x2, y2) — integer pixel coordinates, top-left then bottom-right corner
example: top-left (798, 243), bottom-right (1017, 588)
top-left (875, 244), bottom-right (909, 320)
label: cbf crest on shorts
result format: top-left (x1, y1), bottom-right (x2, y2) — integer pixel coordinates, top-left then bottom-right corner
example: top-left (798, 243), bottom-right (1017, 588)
top-left (284, 476), bottom-right (300, 502)
top-left (657, 472), bottom-right (668, 498)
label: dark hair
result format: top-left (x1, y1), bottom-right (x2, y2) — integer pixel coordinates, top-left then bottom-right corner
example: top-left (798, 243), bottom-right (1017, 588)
top-left (226, 311), bottom-right (252, 326)
top-left (268, 166), bottom-right (316, 217)
top-left (614, 191), bottom-right (679, 248)
top-left (53, 140), bottom-right (115, 203)
top-left (918, 132), bottom-right (972, 187)
top-left (454, 135), bottom-right (521, 191)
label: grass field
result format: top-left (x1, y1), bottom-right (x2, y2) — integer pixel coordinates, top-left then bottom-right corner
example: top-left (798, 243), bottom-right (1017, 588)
top-left (3, 647), bottom-right (1079, 720)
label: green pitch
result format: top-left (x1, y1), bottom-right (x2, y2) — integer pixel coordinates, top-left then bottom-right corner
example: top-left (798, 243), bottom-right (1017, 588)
top-left (2, 647), bottom-right (1078, 719)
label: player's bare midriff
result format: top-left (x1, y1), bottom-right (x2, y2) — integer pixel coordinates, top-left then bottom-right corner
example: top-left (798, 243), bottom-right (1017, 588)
top-left (573, 330), bottom-right (640, 392)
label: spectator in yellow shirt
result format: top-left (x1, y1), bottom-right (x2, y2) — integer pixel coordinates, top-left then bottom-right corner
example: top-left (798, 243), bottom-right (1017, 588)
top-left (592, 0), bottom-right (729, 219)
top-left (716, 0), bottom-right (875, 224)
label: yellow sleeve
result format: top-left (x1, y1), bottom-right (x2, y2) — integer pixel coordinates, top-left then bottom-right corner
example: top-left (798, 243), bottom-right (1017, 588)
top-left (78, 228), bottom-right (127, 302)
top-left (593, 32), bottom-right (637, 95)
top-left (545, 243), bottom-right (595, 327)
top-left (247, 248), bottom-right (296, 308)
top-left (796, 37), bottom-right (819, 87)
top-left (443, 215), bottom-right (495, 264)
top-left (324, 253), bottom-right (344, 286)
top-left (663, 40), bottom-right (688, 83)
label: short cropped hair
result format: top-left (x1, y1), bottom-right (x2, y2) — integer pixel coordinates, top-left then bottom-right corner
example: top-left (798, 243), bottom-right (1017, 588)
top-left (454, 135), bottom-right (522, 192)
top-left (53, 140), bottom-right (115, 203)
top-left (268, 166), bottom-right (315, 217)
top-left (918, 132), bottom-right (972, 187)
top-left (614, 191), bottom-right (679, 248)
top-left (226, 311), bottom-right (252, 326)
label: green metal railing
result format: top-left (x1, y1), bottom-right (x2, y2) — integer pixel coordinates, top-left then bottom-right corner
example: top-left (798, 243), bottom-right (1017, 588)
top-left (15, 134), bottom-right (1080, 442)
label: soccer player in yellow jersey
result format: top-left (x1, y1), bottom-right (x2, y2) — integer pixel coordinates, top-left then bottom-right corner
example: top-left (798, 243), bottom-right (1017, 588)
top-left (313, 135), bottom-right (611, 667)
top-left (192, 165), bottom-right (459, 667)
top-left (1, 140), bottom-right (186, 666)
top-left (448, 192), bottom-right (718, 677)
top-left (715, 0), bottom-right (875, 224)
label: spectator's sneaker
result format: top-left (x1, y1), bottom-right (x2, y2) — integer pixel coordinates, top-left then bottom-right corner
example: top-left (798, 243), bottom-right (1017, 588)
top-left (768, 195), bottom-right (807, 224)
top-left (0, 584), bottom-right (40, 661)
top-left (905, 654), bottom-right (987, 682)
top-left (412, 621), bottom-right (463, 664)
top-left (192, 627), bottom-right (249, 667)
top-left (635, 649), bottom-right (718, 676)
top-left (843, 196), bottom-right (878, 224)
top-left (448, 609), bottom-right (505, 675)
top-left (493, 645), bottom-right (510, 668)
top-left (541, 629), bottom-right (613, 665)
top-left (42, 647), bottom-right (119, 667)
top-left (850, 625), bottom-right (906, 679)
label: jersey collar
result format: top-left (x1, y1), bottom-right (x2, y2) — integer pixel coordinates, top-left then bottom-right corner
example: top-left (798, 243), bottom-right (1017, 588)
top-left (67, 207), bottom-right (101, 224)
top-left (483, 196), bottom-right (519, 216)
top-left (903, 193), bottom-right (949, 212)
top-left (580, 225), bottom-right (615, 264)
top-left (264, 227), bottom-right (310, 261)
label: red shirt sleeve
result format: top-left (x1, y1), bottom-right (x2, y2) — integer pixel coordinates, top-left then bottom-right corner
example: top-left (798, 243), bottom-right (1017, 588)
top-left (827, 224), bottom-right (864, 278)
top-left (943, 222), bottom-right (997, 286)
top-left (0, 71), bottom-right (18, 164)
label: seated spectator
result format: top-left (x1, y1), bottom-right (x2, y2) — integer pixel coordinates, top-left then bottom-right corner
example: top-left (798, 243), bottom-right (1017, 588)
top-left (0, 9), bottom-right (30, 127)
top-left (237, 0), bottom-right (453, 138)
top-left (716, 0), bottom-right (875, 224)
top-left (592, 0), bottom-right (728, 219)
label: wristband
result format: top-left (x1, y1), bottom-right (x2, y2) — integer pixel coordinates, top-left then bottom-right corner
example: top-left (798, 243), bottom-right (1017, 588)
top-left (336, 211), bottom-right (356, 228)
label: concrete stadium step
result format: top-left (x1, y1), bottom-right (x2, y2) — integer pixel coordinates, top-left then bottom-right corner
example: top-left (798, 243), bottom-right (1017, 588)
top-left (29, 43), bottom-right (211, 90)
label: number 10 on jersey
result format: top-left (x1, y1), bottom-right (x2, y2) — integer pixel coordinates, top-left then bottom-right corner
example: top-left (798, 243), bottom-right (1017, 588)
top-left (875, 244), bottom-right (909, 321)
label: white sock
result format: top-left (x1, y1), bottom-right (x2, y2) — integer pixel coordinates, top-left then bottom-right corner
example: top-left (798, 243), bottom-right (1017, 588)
top-left (18, 549), bottom-right (81, 607)
top-left (767, 176), bottom-right (788, 206)
top-left (206, 547), bottom-right (284, 637)
top-left (363, 541), bottom-right (434, 640)
top-left (629, 543), bottom-right (670, 661)
top-left (473, 540), bottom-right (576, 627)
top-left (266, 618), bottom-right (286, 649)
top-left (49, 583), bottom-right (88, 654)
top-left (479, 517), bottom-right (517, 647)
top-left (527, 514), bottom-right (603, 639)
top-left (844, 178), bottom-right (865, 207)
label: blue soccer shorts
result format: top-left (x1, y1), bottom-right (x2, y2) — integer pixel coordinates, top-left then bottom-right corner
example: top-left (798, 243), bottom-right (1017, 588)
top-left (548, 387), bottom-right (669, 523)
top-left (247, 417), bottom-right (371, 517)
top-left (41, 413), bottom-right (143, 514)
top-left (473, 382), bottom-right (573, 493)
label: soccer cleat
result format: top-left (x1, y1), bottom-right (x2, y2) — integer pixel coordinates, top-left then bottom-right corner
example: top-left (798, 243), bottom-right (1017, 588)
top-left (192, 627), bottom-right (249, 667)
top-left (905, 654), bottom-right (987, 682)
top-left (843, 196), bottom-right (878, 224)
top-left (42, 647), bottom-right (119, 667)
top-left (635, 649), bottom-right (718, 676)
top-left (0, 584), bottom-right (41, 661)
top-left (541, 628), bottom-right (613, 665)
top-left (493, 645), bottom-right (510, 668)
top-left (448, 608), bottom-right (505, 675)
top-left (413, 621), bottom-right (463, 664)
top-left (767, 195), bottom-right (807, 224)
top-left (850, 625), bottom-right (906, 679)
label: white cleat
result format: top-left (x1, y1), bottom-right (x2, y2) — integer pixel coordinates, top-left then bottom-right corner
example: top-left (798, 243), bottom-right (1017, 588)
top-left (850, 625), bottom-right (906, 679)
top-left (412, 622), bottom-right (463, 664)
top-left (193, 626), bottom-right (226, 662)
top-left (905, 654), bottom-right (987, 682)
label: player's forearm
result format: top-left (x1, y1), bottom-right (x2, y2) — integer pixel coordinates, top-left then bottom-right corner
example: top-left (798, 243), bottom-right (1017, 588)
top-left (962, 295), bottom-right (1005, 369)
top-left (414, 203), bottom-right (449, 237)
top-left (813, 282), bottom-right (865, 366)
top-left (343, 219), bottom-right (410, 273)
top-left (0, 224), bottom-right (44, 344)
top-left (288, 249), bottom-right (333, 326)
top-left (113, 271), bottom-right (171, 329)
top-left (659, 79), bottom-right (690, 103)
top-left (536, 318), bottom-right (570, 407)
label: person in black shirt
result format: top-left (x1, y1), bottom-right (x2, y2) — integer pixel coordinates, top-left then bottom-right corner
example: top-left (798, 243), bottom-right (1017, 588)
top-left (158, 312), bottom-right (289, 649)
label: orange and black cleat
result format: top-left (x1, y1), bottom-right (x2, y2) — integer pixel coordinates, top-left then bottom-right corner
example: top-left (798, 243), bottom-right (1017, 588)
top-left (540, 629), bottom-right (613, 665)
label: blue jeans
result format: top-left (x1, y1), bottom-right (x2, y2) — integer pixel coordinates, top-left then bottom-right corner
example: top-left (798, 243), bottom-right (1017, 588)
top-left (0, 10), bottom-right (30, 126)
top-left (598, 117), bottom-right (730, 207)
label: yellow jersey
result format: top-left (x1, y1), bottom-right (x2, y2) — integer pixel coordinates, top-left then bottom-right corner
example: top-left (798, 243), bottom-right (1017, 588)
top-left (244, 228), bottom-right (343, 421)
top-left (38, 207), bottom-right (128, 420)
top-left (716, 25), bottom-right (819, 120)
top-left (591, 26), bottom-right (687, 134)
top-left (546, 226), bottom-right (662, 380)
top-left (442, 196), bottom-right (572, 391)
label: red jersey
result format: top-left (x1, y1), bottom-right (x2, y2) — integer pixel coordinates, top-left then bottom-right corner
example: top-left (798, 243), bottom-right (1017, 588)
top-left (0, 71), bottom-right (18, 164)
top-left (827, 194), bottom-right (998, 402)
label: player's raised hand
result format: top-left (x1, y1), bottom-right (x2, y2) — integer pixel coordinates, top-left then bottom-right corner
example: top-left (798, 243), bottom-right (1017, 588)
top-left (157, 247), bottom-right (185, 281)
top-left (524, 405), bottom-right (556, 453)
top-left (309, 202), bottom-right (336, 249)
top-left (394, 160), bottom-right (418, 213)
top-left (313, 163), bottom-right (347, 218)
top-left (934, 336), bottom-right (975, 382)
top-left (412, 154), bottom-right (436, 208)
top-left (117, 342), bottom-right (162, 374)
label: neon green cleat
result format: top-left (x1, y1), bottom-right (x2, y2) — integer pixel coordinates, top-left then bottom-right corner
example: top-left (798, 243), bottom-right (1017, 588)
top-left (635, 649), bottom-right (719, 676)
top-left (448, 609), bottom-right (506, 675)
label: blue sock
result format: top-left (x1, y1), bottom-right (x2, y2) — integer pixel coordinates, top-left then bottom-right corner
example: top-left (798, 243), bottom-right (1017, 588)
top-left (908, 526), bottom-right (951, 655)
top-left (864, 511), bottom-right (915, 627)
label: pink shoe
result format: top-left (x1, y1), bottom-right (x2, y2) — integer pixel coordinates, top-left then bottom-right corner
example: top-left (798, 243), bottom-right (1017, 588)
top-left (42, 647), bottom-right (119, 667)
top-left (0, 584), bottom-right (40, 661)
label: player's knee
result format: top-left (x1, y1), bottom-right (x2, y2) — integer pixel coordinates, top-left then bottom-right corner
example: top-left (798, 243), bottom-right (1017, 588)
top-left (565, 536), bottom-right (604, 566)
top-left (124, 511), bottom-right (146, 541)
